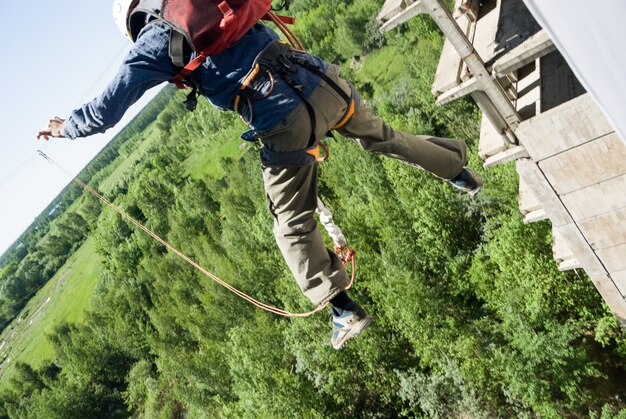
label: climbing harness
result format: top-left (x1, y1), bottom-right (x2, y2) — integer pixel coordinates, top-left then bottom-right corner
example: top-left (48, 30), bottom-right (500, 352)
top-left (180, 11), bottom-right (303, 111)
top-left (234, 40), bottom-right (360, 167)
top-left (37, 151), bottom-right (356, 318)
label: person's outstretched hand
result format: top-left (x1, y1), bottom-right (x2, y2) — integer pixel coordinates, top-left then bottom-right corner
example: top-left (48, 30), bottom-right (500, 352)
top-left (37, 117), bottom-right (66, 140)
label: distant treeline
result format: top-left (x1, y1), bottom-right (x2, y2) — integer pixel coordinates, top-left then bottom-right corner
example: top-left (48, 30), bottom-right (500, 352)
top-left (0, 85), bottom-right (176, 332)
top-left (1, 0), bottom-right (625, 417)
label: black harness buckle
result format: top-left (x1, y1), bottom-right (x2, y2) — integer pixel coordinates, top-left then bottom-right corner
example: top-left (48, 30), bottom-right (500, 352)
top-left (184, 87), bottom-right (198, 111)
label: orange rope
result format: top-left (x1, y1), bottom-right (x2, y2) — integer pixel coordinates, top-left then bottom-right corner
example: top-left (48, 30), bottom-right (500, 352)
top-left (38, 151), bottom-right (355, 318)
top-left (266, 12), bottom-right (305, 50)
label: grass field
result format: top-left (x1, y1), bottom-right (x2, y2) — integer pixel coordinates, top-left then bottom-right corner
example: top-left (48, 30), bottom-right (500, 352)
top-left (0, 110), bottom-right (221, 390)
top-left (0, 114), bottom-right (176, 390)
top-left (98, 124), bottom-right (162, 194)
top-left (184, 124), bottom-right (249, 180)
top-left (0, 237), bottom-right (101, 388)
top-left (351, 45), bottom-right (411, 88)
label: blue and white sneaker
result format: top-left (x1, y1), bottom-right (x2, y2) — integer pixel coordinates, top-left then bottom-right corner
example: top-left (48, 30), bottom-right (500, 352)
top-left (330, 302), bottom-right (373, 350)
top-left (449, 167), bottom-right (484, 196)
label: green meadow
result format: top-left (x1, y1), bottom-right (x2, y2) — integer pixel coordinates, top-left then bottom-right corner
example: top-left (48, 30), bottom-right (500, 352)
top-left (0, 238), bottom-right (101, 386)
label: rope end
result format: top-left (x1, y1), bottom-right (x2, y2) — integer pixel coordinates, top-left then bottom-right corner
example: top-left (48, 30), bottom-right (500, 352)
top-left (37, 150), bottom-right (53, 164)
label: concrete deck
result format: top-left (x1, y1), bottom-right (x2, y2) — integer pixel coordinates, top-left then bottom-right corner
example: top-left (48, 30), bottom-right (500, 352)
top-left (378, 0), bottom-right (626, 328)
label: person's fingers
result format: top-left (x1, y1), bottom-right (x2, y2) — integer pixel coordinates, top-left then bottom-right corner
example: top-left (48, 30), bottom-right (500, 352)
top-left (36, 131), bottom-right (50, 141)
top-left (43, 118), bottom-right (60, 128)
top-left (37, 117), bottom-right (65, 139)
top-left (51, 120), bottom-right (63, 129)
top-left (52, 121), bottom-right (63, 136)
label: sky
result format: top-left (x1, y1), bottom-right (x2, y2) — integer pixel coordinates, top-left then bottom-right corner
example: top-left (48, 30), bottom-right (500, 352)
top-left (0, 0), bottom-right (162, 255)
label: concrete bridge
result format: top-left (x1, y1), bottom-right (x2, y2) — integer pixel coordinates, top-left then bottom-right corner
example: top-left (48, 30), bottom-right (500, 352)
top-left (378, 0), bottom-right (626, 328)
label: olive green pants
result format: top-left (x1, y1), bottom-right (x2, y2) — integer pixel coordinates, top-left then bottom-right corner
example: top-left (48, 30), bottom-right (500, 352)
top-left (260, 64), bottom-right (466, 305)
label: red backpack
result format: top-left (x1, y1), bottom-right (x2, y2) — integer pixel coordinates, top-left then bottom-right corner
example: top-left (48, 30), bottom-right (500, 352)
top-left (129, 0), bottom-right (282, 88)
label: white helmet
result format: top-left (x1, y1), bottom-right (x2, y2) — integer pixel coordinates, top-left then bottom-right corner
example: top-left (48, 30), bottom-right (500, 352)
top-left (112, 0), bottom-right (138, 41)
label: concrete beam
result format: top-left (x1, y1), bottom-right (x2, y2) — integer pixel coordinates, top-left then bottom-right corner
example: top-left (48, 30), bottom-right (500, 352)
top-left (378, 0), bottom-right (427, 33)
top-left (435, 76), bottom-right (479, 105)
top-left (524, 209), bottom-right (548, 224)
top-left (483, 145), bottom-right (529, 168)
top-left (493, 29), bottom-right (556, 76)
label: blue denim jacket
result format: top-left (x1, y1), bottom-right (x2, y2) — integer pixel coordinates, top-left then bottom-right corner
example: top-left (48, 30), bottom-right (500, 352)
top-left (63, 21), bottom-right (327, 139)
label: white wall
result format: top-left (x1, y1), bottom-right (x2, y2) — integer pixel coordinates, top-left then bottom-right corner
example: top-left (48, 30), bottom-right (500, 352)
top-left (523, 0), bottom-right (626, 145)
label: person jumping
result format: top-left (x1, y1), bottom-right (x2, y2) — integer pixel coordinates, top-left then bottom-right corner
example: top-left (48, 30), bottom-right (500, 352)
top-left (37, 0), bottom-right (483, 349)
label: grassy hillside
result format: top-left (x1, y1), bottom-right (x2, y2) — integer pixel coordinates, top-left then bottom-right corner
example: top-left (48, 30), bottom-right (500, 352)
top-left (97, 125), bottom-right (162, 195)
top-left (0, 237), bottom-right (101, 386)
top-left (0, 91), bottom-right (174, 389)
top-left (0, 86), bottom-right (176, 338)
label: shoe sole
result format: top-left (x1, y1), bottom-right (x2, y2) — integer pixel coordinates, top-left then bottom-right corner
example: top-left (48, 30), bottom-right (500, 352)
top-left (468, 184), bottom-right (483, 197)
top-left (449, 181), bottom-right (483, 196)
top-left (332, 316), bottom-right (373, 350)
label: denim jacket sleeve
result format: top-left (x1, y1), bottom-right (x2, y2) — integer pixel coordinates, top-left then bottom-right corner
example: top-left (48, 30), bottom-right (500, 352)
top-left (63, 21), bottom-right (177, 139)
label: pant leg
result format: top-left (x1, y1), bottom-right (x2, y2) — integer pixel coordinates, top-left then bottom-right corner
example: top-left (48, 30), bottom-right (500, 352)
top-left (259, 62), bottom-right (467, 306)
top-left (338, 101), bottom-right (467, 179)
top-left (322, 65), bottom-right (467, 180)
top-left (260, 79), bottom-right (353, 306)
